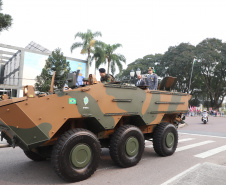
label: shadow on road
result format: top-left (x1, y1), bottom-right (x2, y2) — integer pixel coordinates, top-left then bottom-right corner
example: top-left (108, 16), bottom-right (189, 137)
top-left (0, 145), bottom-right (159, 184)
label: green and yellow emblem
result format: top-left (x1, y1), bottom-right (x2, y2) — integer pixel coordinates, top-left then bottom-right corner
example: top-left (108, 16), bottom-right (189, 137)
top-left (84, 96), bottom-right (89, 105)
top-left (69, 98), bottom-right (76, 104)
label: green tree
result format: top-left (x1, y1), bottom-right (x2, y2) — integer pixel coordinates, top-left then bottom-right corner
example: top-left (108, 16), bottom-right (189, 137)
top-left (161, 43), bottom-right (195, 93)
top-left (35, 68), bottom-right (52, 93)
top-left (0, 0), bottom-right (13, 32)
top-left (35, 48), bottom-right (70, 92)
top-left (189, 98), bottom-right (201, 107)
top-left (195, 38), bottom-right (226, 109)
top-left (90, 41), bottom-right (106, 75)
top-left (104, 43), bottom-right (126, 75)
top-left (70, 29), bottom-right (102, 75)
top-left (116, 54), bottom-right (163, 80)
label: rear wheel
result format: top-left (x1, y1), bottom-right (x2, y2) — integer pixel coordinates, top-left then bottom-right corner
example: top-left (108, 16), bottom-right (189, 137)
top-left (110, 125), bottom-right (144, 168)
top-left (153, 122), bottom-right (178, 156)
top-left (51, 129), bottom-right (101, 182)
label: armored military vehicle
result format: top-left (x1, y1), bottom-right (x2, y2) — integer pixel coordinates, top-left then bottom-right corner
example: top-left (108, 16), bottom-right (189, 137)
top-left (0, 71), bottom-right (190, 182)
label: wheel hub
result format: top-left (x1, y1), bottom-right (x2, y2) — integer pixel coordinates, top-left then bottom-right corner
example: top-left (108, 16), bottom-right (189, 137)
top-left (165, 132), bottom-right (174, 148)
top-left (125, 137), bottom-right (139, 157)
top-left (70, 144), bottom-right (92, 168)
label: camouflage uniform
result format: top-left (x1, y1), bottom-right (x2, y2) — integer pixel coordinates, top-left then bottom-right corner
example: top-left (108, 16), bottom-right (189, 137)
top-left (100, 74), bottom-right (115, 83)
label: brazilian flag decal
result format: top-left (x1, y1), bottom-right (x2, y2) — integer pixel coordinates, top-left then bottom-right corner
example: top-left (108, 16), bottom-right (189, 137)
top-left (69, 98), bottom-right (76, 104)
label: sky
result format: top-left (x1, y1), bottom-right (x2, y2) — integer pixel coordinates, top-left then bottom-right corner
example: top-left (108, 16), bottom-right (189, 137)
top-left (1, 0), bottom-right (226, 75)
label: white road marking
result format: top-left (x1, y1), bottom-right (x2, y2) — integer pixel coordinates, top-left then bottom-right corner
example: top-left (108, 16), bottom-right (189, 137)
top-left (194, 145), bottom-right (226, 158)
top-left (178, 138), bottom-right (195, 143)
top-left (176, 140), bottom-right (215, 152)
top-left (161, 163), bottom-right (201, 185)
top-left (145, 138), bottom-right (195, 148)
top-left (179, 132), bottom-right (226, 139)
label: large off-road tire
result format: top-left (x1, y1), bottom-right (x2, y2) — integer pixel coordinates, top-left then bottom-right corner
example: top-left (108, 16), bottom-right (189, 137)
top-left (204, 120), bottom-right (207, 124)
top-left (51, 129), bottom-right (101, 182)
top-left (153, 122), bottom-right (178, 157)
top-left (110, 125), bottom-right (145, 168)
top-left (24, 150), bottom-right (46, 161)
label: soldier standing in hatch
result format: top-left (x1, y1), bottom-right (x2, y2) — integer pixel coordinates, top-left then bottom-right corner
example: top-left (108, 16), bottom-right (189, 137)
top-left (99, 68), bottom-right (115, 83)
top-left (146, 67), bottom-right (158, 90)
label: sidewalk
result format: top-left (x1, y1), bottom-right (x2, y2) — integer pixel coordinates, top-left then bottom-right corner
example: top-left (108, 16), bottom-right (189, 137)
top-left (169, 162), bottom-right (226, 185)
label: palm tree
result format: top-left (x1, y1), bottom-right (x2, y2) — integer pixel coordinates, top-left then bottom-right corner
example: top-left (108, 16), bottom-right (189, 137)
top-left (104, 43), bottom-right (126, 75)
top-left (90, 41), bottom-right (106, 75)
top-left (70, 29), bottom-right (102, 74)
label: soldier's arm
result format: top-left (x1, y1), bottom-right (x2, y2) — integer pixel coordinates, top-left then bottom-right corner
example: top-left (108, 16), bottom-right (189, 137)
top-left (143, 80), bottom-right (146, 86)
top-left (145, 77), bottom-right (149, 86)
top-left (106, 75), bottom-right (112, 82)
top-left (154, 75), bottom-right (158, 89)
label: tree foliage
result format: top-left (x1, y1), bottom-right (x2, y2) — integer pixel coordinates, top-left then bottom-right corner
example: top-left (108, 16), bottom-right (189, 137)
top-left (161, 43), bottom-right (195, 93)
top-left (91, 41), bottom-right (126, 75)
top-left (116, 54), bottom-right (163, 79)
top-left (104, 43), bottom-right (126, 75)
top-left (195, 38), bottom-right (226, 109)
top-left (116, 38), bottom-right (226, 109)
top-left (90, 41), bottom-right (106, 75)
top-left (189, 98), bottom-right (201, 107)
top-left (35, 68), bottom-right (52, 93)
top-left (35, 48), bottom-right (70, 92)
top-left (71, 29), bottom-right (102, 55)
top-left (71, 29), bottom-right (102, 74)
top-left (0, 0), bottom-right (13, 32)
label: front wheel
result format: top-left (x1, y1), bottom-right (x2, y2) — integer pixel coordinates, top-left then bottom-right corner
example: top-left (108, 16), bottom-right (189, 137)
top-left (153, 122), bottom-right (178, 157)
top-left (51, 129), bottom-right (101, 182)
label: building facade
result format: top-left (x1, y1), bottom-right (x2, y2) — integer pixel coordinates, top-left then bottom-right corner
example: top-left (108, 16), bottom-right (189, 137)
top-left (0, 42), bottom-right (87, 97)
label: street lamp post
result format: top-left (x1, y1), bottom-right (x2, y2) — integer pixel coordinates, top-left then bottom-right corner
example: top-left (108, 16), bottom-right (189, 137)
top-left (136, 68), bottom-right (141, 76)
top-left (130, 69), bottom-right (135, 85)
top-left (188, 58), bottom-right (196, 93)
top-left (130, 68), bottom-right (142, 85)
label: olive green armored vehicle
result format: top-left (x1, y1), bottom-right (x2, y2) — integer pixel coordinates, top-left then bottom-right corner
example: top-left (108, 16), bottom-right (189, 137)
top-left (0, 71), bottom-right (191, 182)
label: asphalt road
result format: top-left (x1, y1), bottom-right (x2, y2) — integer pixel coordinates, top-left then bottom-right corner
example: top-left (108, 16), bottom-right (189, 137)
top-left (0, 116), bottom-right (226, 185)
top-left (180, 115), bottom-right (226, 137)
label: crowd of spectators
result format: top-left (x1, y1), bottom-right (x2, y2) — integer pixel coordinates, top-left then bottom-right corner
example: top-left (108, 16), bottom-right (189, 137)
top-left (187, 107), bottom-right (224, 117)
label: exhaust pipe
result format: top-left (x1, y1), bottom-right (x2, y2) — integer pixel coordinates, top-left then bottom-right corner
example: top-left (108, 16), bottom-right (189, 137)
top-left (0, 143), bottom-right (10, 148)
